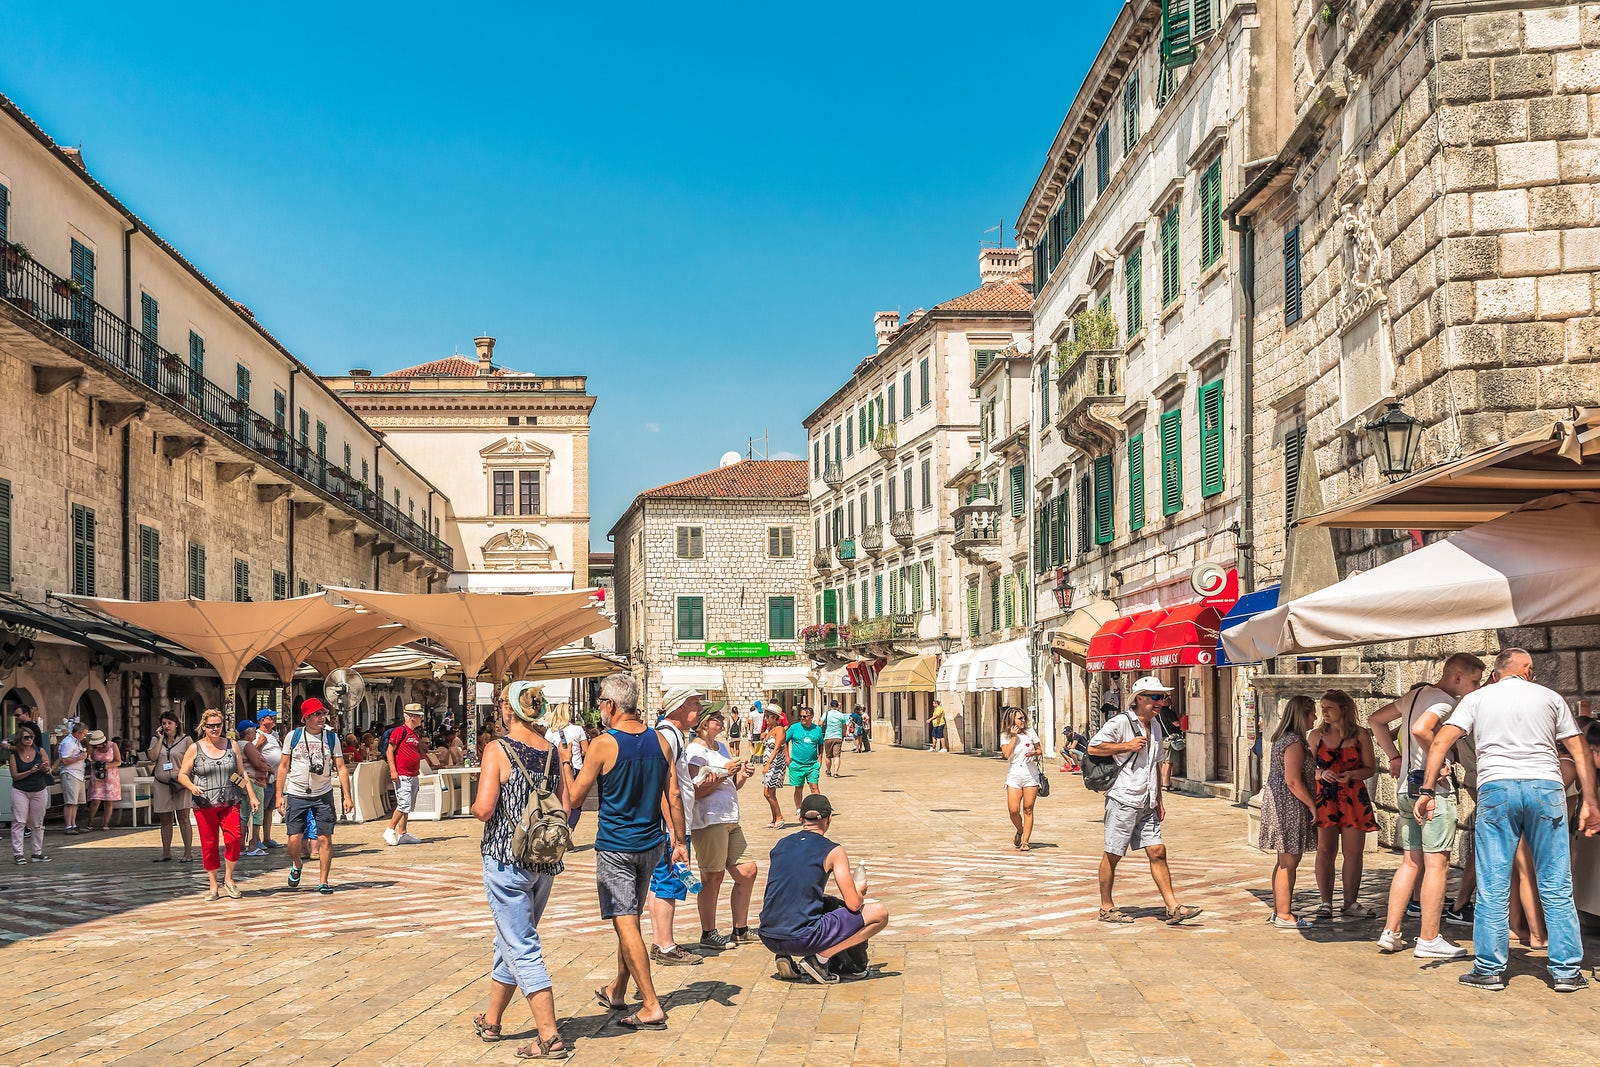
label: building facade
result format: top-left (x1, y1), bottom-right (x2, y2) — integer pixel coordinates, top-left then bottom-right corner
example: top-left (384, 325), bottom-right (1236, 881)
top-left (326, 337), bottom-right (593, 593)
top-left (803, 248), bottom-right (1032, 750)
top-left (0, 92), bottom-right (448, 747)
top-left (611, 460), bottom-right (812, 712)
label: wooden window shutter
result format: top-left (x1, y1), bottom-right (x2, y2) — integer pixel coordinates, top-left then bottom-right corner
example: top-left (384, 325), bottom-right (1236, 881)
top-left (1126, 248), bottom-right (1143, 336)
top-left (1123, 74), bottom-right (1140, 153)
top-left (138, 525), bottom-right (160, 601)
top-left (72, 504), bottom-right (96, 596)
top-left (1093, 455), bottom-right (1115, 545)
top-left (188, 543), bottom-right (206, 599)
top-left (1160, 409), bottom-right (1184, 515)
top-left (1200, 159), bottom-right (1223, 269)
top-left (1161, 205), bottom-right (1181, 307)
top-left (1077, 474), bottom-right (1092, 553)
top-left (1284, 226), bottom-right (1303, 326)
top-left (0, 183), bottom-right (8, 240)
top-left (1128, 434), bottom-right (1146, 531)
top-left (1284, 426), bottom-right (1307, 526)
top-left (1009, 465), bottom-right (1026, 517)
top-left (1193, 0), bottom-right (1214, 38)
top-left (1162, 0), bottom-right (1196, 69)
top-left (1199, 381), bottom-right (1225, 497)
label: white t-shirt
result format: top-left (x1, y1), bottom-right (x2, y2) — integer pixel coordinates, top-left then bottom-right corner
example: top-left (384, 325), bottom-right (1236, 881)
top-left (546, 724), bottom-right (586, 771)
top-left (686, 739), bottom-right (740, 830)
top-left (747, 708), bottom-right (764, 739)
top-left (256, 728), bottom-right (283, 781)
top-left (1398, 684), bottom-right (1461, 796)
top-left (1004, 729), bottom-right (1041, 787)
top-left (658, 721), bottom-right (695, 828)
top-left (284, 728), bottom-right (343, 797)
top-left (1445, 676), bottom-right (1579, 787)
top-left (1090, 712), bottom-right (1165, 810)
top-left (58, 735), bottom-right (86, 779)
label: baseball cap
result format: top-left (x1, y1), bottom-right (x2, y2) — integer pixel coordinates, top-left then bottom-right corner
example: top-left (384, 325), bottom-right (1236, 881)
top-left (256, 708), bottom-right (278, 721)
top-left (799, 795), bottom-right (835, 821)
top-left (236, 719), bottom-right (257, 733)
top-left (299, 696), bottom-right (328, 719)
top-left (403, 703), bottom-right (424, 716)
top-left (1129, 676), bottom-right (1175, 697)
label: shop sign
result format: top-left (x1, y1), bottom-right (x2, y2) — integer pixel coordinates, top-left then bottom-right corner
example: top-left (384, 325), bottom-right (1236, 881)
top-left (679, 641), bottom-right (771, 659)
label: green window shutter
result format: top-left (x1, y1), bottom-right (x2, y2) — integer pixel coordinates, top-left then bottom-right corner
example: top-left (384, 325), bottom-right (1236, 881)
top-left (0, 479), bottom-right (10, 591)
top-left (188, 542), bottom-right (206, 599)
top-left (1160, 409), bottom-right (1184, 515)
top-left (138, 525), bottom-right (160, 602)
top-left (1002, 575), bottom-right (1015, 629)
top-left (822, 588), bottom-right (838, 624)
top-left (874, 574), bottom-right (883, 617)
top-left (272, 570), bottom-right (288, 601)
top-left (1128, 434), bottom-right (1146, 531)
top-left (989, 577), bottom-right (1000, 632)
top-left (1123, 74), bottom-right (1140, 153)
top-left (0, 182), bottom-right (8, 240)
top-left (1284, 226), bottom-right (1303, 326)
top-left (1093, 455), bottom-right (1115, 545)
top-left (1161, 204), bottom-right (1181, 307)
top-left (1284, 426), bottom-right (1307, 526)
top-left (1009, 465), bottom-right (1026, 517)
top-left (71, 504), bottom-right (96, 596)
top-left (139, 293), bottom-right (159, 381)
top-left (1126, 248), bottom-right (1143, 336)
top-left (676, 596), bottom-right (704, 640)
top-left (1055, 494), bottom-right (1070, 564)
top-left (967, 584), bottom-right (979, 636)
top-left (1200, 158), bottom-right (1223, 269)
top-left (1077, 474), bottom-right (1092, 553)
top-left (1096, 123), bottom-right (1111, 193)
top-left (912, 565), bottom-right (924, 612)
top-left (1162, 0), bottom-right (1196, 69)
top-left (1193, 0), bottom-right (1214, 37)
top-left (1199, 380), bottom-right (1225, 497)
top-left (769, 597), bottom-right (795, 641)
top-left (975, 349), bottom-right (996, 378)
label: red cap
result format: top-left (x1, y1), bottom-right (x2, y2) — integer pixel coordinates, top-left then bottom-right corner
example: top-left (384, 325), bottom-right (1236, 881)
top-left (299, 696), bottom-right (328, 719)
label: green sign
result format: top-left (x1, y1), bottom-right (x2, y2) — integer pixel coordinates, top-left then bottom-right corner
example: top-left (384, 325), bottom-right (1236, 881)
top-left (678, 641), bottom-right (772, 659)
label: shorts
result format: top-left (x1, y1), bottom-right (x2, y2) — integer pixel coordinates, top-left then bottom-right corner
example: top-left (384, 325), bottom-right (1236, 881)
top-left (597, 845), bottom-right (664, 919)
top-left (760, 905), bottom-right (866, 957)
top-left (286, 792), bottom-right (336, 838)
top-left (788, 763), bottom-right (821, 788)
top-left (394, 775), bottom-right (420, 814)
top-left (1398, 791), bottom-right (1458, 853)
top-left (693, 822), bottom-right (747, 871)
top-left (930, 725), bottom-right (946, 740)
top-left (647, 835), bottom-right (693, 901)
top-left (246, 783), bottom-right (265, 826)
top-left (1103, 797), bottom-right (1162, 856)
top-left (60, 774), bottom-right (86, 806)
top-left (823, 738), bottom-right (843, 759)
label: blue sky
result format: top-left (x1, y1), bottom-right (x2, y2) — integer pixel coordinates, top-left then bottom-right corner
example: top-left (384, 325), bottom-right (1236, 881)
top-left (5, 1), bottom-right (1118, 536)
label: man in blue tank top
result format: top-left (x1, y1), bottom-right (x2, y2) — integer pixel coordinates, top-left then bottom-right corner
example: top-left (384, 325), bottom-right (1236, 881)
top-left (759, 794), bottom-right (890, 984)
top-left (568, 672), bottom-right (686, 1030)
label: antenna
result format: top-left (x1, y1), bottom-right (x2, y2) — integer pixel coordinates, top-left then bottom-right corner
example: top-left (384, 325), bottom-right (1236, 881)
top-left (982, 220), bottom-right (1005, 248)
top-left (764, 429), bottom-right (770, 460)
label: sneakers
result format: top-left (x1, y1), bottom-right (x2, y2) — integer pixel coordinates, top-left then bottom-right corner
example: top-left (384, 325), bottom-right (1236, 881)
top-left (699, 930), bottom-right (738, 951)
top-left (731, 927), bottom-right (758, 944)
top-left (397, 833), bottom-right (422, 845)
top-left (773, 955), bottom-right (803, 981)
top-left (1376, 929), bottom-right (1407, 954)
top-left (1268, 914), bottom-right (1313, 930)
top-left (1404, 900), bottom-right (1421, 920)
top-left (1458, 970), bottom-right (1506, 991)
top-left (649, 944), bottom-right (703, 966)
top-left (30, 854), bottom-right (49, 863)
top-left (1443, 903), bottom-right (1475, 928)
top-left (383, 828), bottom-right (399, 846)
top-left (1414, 936), bottom-right (1469, 960)
top-left (795, 954), bottom-right (839, 984)
top-left (13, 856), bottom-right (25, 866)
top-left (1554, 973), bottom-right (1590, 993)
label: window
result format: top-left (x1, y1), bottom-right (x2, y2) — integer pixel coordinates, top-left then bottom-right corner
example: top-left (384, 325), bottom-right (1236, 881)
top-left (887, 477), bottom-right (897, 514)
top-left (1200, 158), bottom-right (1224, 270)
top-left (767, 526), bottom-right (794, 558)
top-left (1009, 465), bottom-right (1026, 517)
top-left (188, 543), bottom-right (206, 598)
top-left (902, 371), bottom-right (912, 417)
top-left (847, 584), bottom-right (857, 620)
top-left (1123, 74), bottom-right (1140, 153)
top-left (1096, 122), bottom-right (1112, 193)
top-left (919, 357), bottom-right (931, 407)
top-left (1284, 226), bottom-right (1304, 326)
top-left (903, 469), bottom-right (913, 514)
top-left (1156, 59), bottom-right (1176, 107)
top-left (924, 560), bottom-right (936, 611)
top-left (316, 421), bottom-right (327, 463)
top-left (492, 471), bottom-right (514, 515)
top-left (1199, 380), bottom-right (1225, 497)
top-left (874, 574), bottom-right (883, 616)
top-left (71, 504), bottom-right (96, 596)
top-left (966, 583), bottom-right (980, 636)
top-left (1194, 0), bottom-right (1215, 37)
top-left (343, 443), bottom-right (352, 474)
top-left (1128, 433), bottom-right (1147, 531)
top-left (1077, 474), bottom-right (1092, 554)
top-left (1160, 408), bottom-right (1184, 515)
top-left (1126, 247), bottom-right (1144, 335)
top-left (1039, 364), bottom-right (1051, 423)
top-left (858, 407), bottom-right (868, 448)
top-left (298, 409), bottom-right (309, 447)
top-left (1163, 0), bottom-right (1199, 69)
top-left (137, 525), bottom-right (160, 601)
top-left (299, 580), bottom-right (310, 597)
top-left (0, 480), bottom-right (9, 591)
top-left (873, 486), bottom-right (882, 526)
top-left (675, 596), bottom-right (705, 640)
top-left (1160, 204), bottom-right (1181, 307)
top-left (812, 441), bottom-right (820, 477)
top-left (768, 596), bottom-right (796, 640)
top-left (1003, 575), bottom-right (1015, 629)
top-left (361, 459), bottom-right (369, 486)
top-left (911, 564), bottom-right (924, 612)
top-left (1093, 455), bottom-right (1115, 545)
top-left (847, 500), bottom-right (855, 536)
top-left (675, 526), bottom-right (704, 559)
top-left (974, 349), bottom-right (997, 379)
top-left (139, 293), bottom-right (159, 382)
top-left (234, 559), bottom-right (250, 602)
top-left (834, 425), bottom-right (843, 462)
top-left (990, 576), bottom-right (1000, 632)
top-left (69, 240), bottom-right (95, 347)
top-left (1284, 425), bottom-right (1308, 525)
top-left (518, 470), bottom-right (540, 515)
top-left (1067, 169), bottom-right (1085, 241)
top-left (272, 570), bottom-right (288, 601)
top-left (0, 182), bottom-right (7, 240)
top-left (886, 383), bottom-right (896, 423)
top-left (920, 458), bottom-right (932, 509)
top-left (845, 418), bottom-right (854, 457)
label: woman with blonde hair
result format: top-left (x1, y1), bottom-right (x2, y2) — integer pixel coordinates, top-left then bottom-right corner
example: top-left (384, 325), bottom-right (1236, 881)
top-left (1257, 696), bottom-right (1319, 928)
top-left (177, 709), bottom-right (260, 900)
top-left (545, 703), bottom-right (589, 830)
top-left (1308, 689), bottom-right (1378, 919)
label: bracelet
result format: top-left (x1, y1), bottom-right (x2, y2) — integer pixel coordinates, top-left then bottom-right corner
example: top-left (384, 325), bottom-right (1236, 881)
top-left (1416, 788), bottom-right (1436, 797)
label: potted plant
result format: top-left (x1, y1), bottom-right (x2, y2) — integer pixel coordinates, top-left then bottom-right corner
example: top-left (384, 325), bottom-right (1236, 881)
top-left (1, 241), bottom-right (30, 272)
top-left (161, 352), bottom-right (185, 373)
top-left (51, 278), bottom-right (84, 299)
top-left (7, 296), bottom-right (34, 314)
top-left (227, 397), bottom-right (248, 415)
top-left (1055, 305), bottom-right (1122, 374)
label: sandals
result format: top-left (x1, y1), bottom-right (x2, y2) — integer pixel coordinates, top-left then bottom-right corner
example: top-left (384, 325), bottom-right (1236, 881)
top-left (593, 988), bottom-right (627, 1011)
top-left (616, 1013), bottom-right (668, 1031)
top-left (224, 882), bottom-right (242, 899)
top-left (1165, 904), bottom-right (1204, 925)
top-left (513, 1034), bottom-right (572, 1059)
top-left (1098, 907), bottom-right (1134, 924)
top-left (1314, 902), bottom-right (1333, 920)
top-left (203, 889), bottom-right (222, 902)
top-left (1341, 902), bottom-right (1375, 919)
top-left (472, 1012), bottom-right (502, 1042)
top-left (767, 819), bottom-right (785, 829)
top-left (1013, 831), bottom-right (1023, 848)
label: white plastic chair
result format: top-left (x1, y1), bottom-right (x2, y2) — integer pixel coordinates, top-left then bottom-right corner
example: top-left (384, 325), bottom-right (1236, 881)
top-left (406, 773), bottom-right (445, 821)
top-left (112, 777), bottom-right (153, 827)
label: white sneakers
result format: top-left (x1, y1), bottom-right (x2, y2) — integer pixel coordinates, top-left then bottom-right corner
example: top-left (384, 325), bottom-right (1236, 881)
top-left (1413, 936), bottom-right (1469, 960)
top-left (1376, 929), bottom-right (1407, 953)
top-left (398, 833), bottom-right (421, 845)
top-left (383, 828), bottom-right (398, 846)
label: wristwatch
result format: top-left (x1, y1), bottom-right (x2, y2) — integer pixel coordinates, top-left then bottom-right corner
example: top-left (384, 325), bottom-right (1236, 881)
top-left (1416, 787), bottom-right (1436, 797)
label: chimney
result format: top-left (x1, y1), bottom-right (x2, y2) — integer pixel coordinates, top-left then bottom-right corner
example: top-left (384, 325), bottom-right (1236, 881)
top-left (979, 246), bottom-right (1021, 284)
top-left (475, 335), bottom-right (496, 375)
top-left (58, 146), bottom-right (86, 171)
top-left (873, 311), bottom-right (900, 352)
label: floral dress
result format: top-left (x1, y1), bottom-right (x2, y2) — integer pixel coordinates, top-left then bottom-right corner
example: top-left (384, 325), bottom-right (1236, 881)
top-left (89, 743), bottom-right (122, 803)
top-left (1313, 736), bottom-right (1377, 831)
top-left (1257, 732), bottom-right (1315, 854)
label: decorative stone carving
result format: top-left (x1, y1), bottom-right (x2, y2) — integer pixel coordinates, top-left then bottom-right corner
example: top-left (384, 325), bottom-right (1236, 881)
top-left (1337, 160), bottom-right (1386, 333)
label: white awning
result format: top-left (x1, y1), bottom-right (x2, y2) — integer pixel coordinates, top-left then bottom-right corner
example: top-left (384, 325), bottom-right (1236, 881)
top-left (761, 665), bottom-right (813, 690)
top-left (935, 649), bottom-right (974, 689)
top-left (658, 665), bottom-right (726, 691)
top-left (970, 639), bottom-right (1032, 691)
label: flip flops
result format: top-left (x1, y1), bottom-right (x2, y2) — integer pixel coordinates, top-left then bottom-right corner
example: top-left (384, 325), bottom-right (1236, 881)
top-left (616, 1013), bottom-right (668, 1031)
top-left (593, 988), bottom-right (627, 1011)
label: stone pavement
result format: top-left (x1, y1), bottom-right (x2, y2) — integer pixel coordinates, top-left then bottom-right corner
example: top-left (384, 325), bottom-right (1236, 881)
top-left (2, 745), bottom-right (1598, 1065)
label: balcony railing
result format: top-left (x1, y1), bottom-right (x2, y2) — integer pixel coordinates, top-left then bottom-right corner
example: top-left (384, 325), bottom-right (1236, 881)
top-left (0, 248), bottom-right (453, 570)
top-left (872, 424), bottom-right (897, 456)
top-left (812, 546), bottom-right (835, 571)
top-left (861, 525), bottom-right (883, 555)
top-left (890, 509), bottom-right (915, 545)
top-left (1058, 351), bottom-right (1124, 425)
top-left (802, 624), bottom-right (848, 652)
top-left (849, 614), bottom-right (916, 645)
top-left (836, 537), bottom-right (857, 562)
top-left (822, 460), bottom-right (844, 489)
top-left (953, 511), bottom-right (999, 546)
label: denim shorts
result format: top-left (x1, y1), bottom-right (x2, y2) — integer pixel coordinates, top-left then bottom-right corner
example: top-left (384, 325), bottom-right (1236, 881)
top-left (1398, 791), bottom-right (1457, 853)
top-left (286, 792), bottom-right (336, 837)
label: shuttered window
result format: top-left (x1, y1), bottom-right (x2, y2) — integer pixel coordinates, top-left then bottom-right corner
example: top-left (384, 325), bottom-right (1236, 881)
top-left (903, 371), bottom-right (912, 417)
top-left (1054, 493), bottom-right (1070, 564)
top-left (1161, 204), bottom-right (1181, 307)
top-left (70, 240), bottom-right (95, 347)
top-left (1123, 74), bottom-right (1140, 153)
top-left (187, 331), bottom-right (204, 398)
top-left (139, 293), bottom-right (159, 382)
top-left (1200, 158), bottom-right (1224, 269)
top-left (234, 559), bottom-right (250, 602)
top-left (919, 357), bottom-right (931, 406)
top-left (71, 504), bottom-right (96, 596)
top-left (767, 526), bottom-right (794, 558)
top-left (1162, 0), bottom-right (1197, 69)
top-left (847, 585), bottom-right (857, 621)
top-left (974, 349), bottom-right (997, 379)
top-left (822, 588), bottom-right (838, 624)
top-left (675, 526), bottom-right (703, 559)
top-left (874, 574), bottom-right (884, 617)
top-left (0, 182), bottom-right (8, 240)
top-left (1096, 123), bottom-right (1112, 193)
top-left (1194, 0), bottom-right (1215, 38)
top-left (912, 564), bottom-right (924, 612)
top-left (921, 458), bottom-right (932, 509)
top-left (1093, 455), bottom-right (1115, 545)
top-left (1160, 409), bottom-right (1184, 515)
top-left (1284, 226), bottom-right (1303, 325)
top-left (1199, 380), bottom-right (1225, 497)
top-left (1009, 465), bottom-right (1026, 517)
top-left (768, 596), bottom-right (796, 640)
top-left (676, 596), bottom-right (705, 640)
top-left (1077, 474), bottom-right (1092, 554)
top-left (1128, 434), bottom-right (1146, 531)
top-left (1284, 426), bottom-right (1308, 526)
top-left (1002, 575), bottom-right (1015, 629)
top-left (886, 383), bottom-right (896, 424)
top-left (0, 479), bottom-right (10, 591)
top-left (138, 525), bottom-right (160, 601)
top-left (967, 583), bottom-right (980, 636)
top-left (1126, 247), bottom-right (1144, 336)
top-left (990, 577), bottom-right (1001, 632)
top-left (272, 570), bottom-right (288, 601)
top-left (188, 543), bottom-right (206, 599)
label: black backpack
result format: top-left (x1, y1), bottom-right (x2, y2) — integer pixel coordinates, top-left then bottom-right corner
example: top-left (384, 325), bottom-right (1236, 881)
top-left (1082, 712), bottom-right (1141, 793)
top-left (822, 894), bottom-right (869, 976)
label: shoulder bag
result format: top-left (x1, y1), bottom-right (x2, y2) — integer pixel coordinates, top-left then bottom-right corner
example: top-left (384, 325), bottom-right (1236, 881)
top-left (1083, 713), bottom-right (1142, 793)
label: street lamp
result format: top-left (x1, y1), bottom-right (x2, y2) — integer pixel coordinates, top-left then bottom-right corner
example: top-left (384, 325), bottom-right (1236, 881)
top-left (937, 632), bottom-right (959, 653)
top-left (632, 642), bottom-right (649, 705)
top-left (1366, 402), bottom-right (1422, 482)
top-left (1051, 569), bottom-right (1073, 612)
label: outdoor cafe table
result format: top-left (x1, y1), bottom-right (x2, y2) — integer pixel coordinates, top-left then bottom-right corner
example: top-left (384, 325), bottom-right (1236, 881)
top-left (433, 766), bottom-right (480, 817)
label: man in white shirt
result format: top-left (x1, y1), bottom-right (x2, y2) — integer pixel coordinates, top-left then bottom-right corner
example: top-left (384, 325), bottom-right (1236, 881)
top-left (1370, 652), bottom-right (1485, 957)
top-left (252, 708), bottom-right (285, 849)
top-left (646, 687), bottom-right (712, 966)
top-left (1087, 677), bottom-right (1202, 926)
top-left (1418, 648), bottom-right (1599, 993)
top-left (57, 721), bottom-right (89, 835)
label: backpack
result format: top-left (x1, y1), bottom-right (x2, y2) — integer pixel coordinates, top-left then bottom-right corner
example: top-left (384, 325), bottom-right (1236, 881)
top-left (377, 725), bottom-right (394, 763)
top-left (821, 895), bottom-right (869, 977)
top-left (1082, 713), bottom-right (1141, 793)
top-left (499, 739), bottom-right (572, 867)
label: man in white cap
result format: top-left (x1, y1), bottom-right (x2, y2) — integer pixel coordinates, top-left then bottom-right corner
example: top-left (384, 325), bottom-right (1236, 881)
top-left (384, 703), bottom-right (428, 846)
top-left (1087, 676), bottom-right (1202, 926)
top-left (645, 686), bottom-right (719, 966)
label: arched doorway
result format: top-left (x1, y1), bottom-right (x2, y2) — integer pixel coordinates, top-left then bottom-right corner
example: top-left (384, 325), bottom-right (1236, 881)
top-left (75, 690), bottom-right (108, 732)
top-left (3, 686), bottom-right (40, 742)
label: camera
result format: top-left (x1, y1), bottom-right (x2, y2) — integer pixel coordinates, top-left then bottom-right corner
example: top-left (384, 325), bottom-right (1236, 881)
top-left (309, 759), bottom-right (326, 776)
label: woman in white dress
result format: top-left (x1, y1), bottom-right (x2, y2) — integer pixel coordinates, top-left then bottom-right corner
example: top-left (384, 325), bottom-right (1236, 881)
top-left (1000, 707), bottom-right (1042, 851)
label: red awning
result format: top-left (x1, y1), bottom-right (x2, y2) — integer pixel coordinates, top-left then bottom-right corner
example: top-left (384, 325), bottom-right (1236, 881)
top-left (1115, 610), bottom-right (1169, 671)
top-left (1147, 603), bottom-right (1226, 669)
top-left (1085, 615), bottom-right (1139, 672)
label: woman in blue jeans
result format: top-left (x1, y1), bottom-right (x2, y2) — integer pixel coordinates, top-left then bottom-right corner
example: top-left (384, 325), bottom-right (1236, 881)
top-left (470, 681), bottom-right (574, 1058)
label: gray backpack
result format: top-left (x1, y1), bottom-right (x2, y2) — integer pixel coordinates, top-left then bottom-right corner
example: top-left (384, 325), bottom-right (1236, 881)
top-left (500, 740), bottom-right (572, 867)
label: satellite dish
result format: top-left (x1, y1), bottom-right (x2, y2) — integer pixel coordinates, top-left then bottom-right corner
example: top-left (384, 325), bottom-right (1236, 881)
top-left (719, 451), bottom-right (742, 468)
top-left (324, 668), bottom-right (367, 714)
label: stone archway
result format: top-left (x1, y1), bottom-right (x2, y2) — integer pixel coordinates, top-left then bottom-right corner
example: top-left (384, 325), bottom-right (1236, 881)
top-left (74, 690), bottom-right (110, 732)
top-left (3, 684), bottom-right (41, 742)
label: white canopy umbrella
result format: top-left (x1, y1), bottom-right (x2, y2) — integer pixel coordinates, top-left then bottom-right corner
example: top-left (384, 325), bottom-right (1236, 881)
top-left (1222, 494), bottom-right (1600, 660)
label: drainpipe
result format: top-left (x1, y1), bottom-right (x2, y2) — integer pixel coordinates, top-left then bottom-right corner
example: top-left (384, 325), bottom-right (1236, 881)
top-left (1227, 211), bottom-right (1257, 596)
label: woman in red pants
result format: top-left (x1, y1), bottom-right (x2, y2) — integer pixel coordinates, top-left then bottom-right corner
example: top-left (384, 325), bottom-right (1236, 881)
top-left (177, 710), bottom-right (259, 900)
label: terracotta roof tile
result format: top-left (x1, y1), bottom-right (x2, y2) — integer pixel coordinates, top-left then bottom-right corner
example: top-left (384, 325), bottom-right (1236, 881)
top-left (385, 356), bottom-right (507, 378)
top-left (934, 266), bottom-right (1036, 313)
top-left (639, 460), bottom-right (809, 500)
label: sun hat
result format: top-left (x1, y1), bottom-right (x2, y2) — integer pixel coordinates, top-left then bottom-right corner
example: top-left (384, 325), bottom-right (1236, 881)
top-left (299, 696), bottom-right (329, 719)
top-left (661, 687), bottom-right (725, 718)
top-left (403, 703), bottom-right (424, 716)
top-left (86, 729), bottom-right (108, 746)
top-left (1129, 676), bottom-right (1176, 697)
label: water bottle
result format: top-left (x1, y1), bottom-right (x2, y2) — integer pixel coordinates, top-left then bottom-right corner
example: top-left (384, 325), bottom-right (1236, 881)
top-left (853, 862), bottom-right (868, 893)
top-left (672, 861), bottom-right (701, 894)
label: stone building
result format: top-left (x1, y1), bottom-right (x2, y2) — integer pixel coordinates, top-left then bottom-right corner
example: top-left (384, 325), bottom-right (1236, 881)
top-left (1019, 0), bottom-right (1260, 795)
top-left (325, 337), bottom-right (594, 593)
top-left (1229, 0), bottom-right (1600, 840)
top-left (0, 92), bottom-right (449, 746)
top-left (802, 248), bottom-right (1032, 750)
top-left (610, 460), bottom-right (812, 712)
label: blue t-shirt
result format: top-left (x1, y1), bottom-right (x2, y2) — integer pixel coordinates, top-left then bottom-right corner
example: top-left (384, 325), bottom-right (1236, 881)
top-left (823, 709), bottom-right (848, 741)
top-left (785, 722), bottom-right (826, 769)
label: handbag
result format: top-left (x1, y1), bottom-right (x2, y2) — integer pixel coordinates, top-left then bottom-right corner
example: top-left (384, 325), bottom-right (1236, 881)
top-left (1037, 772), bottom-right (1051, 798)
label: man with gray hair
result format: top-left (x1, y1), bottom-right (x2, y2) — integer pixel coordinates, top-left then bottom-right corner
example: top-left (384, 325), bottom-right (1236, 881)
top-left (1417, 648), bottom-right (1600, 993)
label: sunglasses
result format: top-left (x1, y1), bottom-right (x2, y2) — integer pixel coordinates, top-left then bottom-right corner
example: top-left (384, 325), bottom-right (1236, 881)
top-left (203, 722), bottom-right (224, 730)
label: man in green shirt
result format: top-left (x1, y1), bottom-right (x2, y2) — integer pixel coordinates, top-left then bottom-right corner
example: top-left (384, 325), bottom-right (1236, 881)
top-left (786, 706), bottom-right (826, 813)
